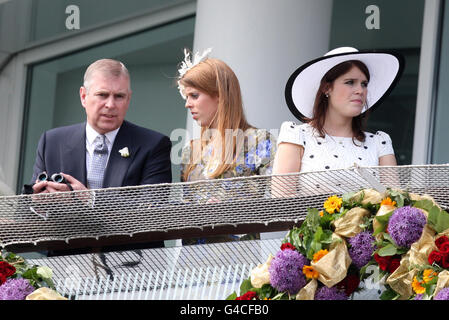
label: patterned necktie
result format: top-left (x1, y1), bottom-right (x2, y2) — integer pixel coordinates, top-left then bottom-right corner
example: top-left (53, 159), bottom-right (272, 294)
top-left (87, 135), bottom-right (108, 189)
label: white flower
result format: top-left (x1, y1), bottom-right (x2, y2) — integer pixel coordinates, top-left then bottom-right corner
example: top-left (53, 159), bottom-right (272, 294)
top-left (119, 147), bottom-right (130, 158)
top-left (37, 266), bottom-right (53, 279)
top-left (250, 254), bottom-right (273, 288)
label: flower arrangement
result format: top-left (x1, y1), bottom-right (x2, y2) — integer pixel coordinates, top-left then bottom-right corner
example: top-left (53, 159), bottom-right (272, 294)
top-left (118, 147), bottom-right (130, 158)
top-left (0, 251), bottom-right (66, 300)
top-left (227, 188), bottom-right (449, 300)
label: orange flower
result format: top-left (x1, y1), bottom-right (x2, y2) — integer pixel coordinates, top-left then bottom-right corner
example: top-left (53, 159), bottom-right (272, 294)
top-left (323, 195), bottom-right (342, 214)
top-left (313, 249), bottom-right (329, 262)
top-left (380, 197), bottom-right (396, 206)
top-left (303, 265), bottom-right (319, 279)
top-left (319, 211), bottom-right (324, 217)
top-left (423, 269), bottom-right (438, 283)
top-left (412, 276), bottom-right (426, 294)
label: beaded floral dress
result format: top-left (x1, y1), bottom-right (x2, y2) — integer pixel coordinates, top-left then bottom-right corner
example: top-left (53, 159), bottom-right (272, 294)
top-left (180, 127), bottom-right (276, 244)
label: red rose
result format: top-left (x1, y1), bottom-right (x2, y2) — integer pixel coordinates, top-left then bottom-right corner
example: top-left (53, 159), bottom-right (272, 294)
top-left (428, 250), bottom-right (444, 266)
top-left (337, 274), bottom-right (360, 296)
top-left (435, 236), bottom-right (449, 250)
top-left (0, 261), bottom-right (15, 277)
top-left (374, 253), bottom-right (392, 271)
top-left (440, 242), bottom-right (449, 254)
top-left (236, 291), bottom-right (257, 300)
top-left (388, 258), bottom-right (401, 273)
top-left (280, 242), bottom-right (295, 251)
top-left (442, 253), bottom-right (449, 269)
top-left (0, 274), bottom-right (6, 285)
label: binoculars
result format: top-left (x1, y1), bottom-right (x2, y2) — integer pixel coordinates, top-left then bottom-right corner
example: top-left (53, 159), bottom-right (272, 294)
top-left (37, 172), bottom-right (66, 184)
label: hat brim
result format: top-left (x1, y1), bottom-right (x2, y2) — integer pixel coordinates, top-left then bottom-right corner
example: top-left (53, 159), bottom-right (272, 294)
top-left (285, 50), bottom-right (405, 122)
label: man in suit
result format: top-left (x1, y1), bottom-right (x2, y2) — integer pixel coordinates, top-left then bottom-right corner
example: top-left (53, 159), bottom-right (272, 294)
top-left (28, 58), bottom-right (172, 254)
top-left (31, 58), bottom-right (172, 191)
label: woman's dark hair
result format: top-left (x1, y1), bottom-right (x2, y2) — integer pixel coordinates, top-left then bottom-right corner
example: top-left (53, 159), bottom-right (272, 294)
top-left (308, 60), bottom-right (370, 143)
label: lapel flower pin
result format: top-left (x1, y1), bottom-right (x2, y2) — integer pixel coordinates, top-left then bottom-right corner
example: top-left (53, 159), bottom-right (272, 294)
top-left (119, 147), bottom-right (130, 158)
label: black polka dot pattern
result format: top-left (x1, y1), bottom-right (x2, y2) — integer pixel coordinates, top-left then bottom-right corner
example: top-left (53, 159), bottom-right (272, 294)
top-left (286, 123), bottom-right (393, 171)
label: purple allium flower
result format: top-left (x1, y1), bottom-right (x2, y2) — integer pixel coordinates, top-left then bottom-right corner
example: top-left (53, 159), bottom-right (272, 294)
top-left (269, 249), bottom-right (308, 294)
top-left (0, 278), bottom-right (35, 300)
top-left (388, 206), bottom-right (426, 248)
top-left (314, 286), bottom-right (348, 300)
top-left (434, 288), bottom-right (449, 300)
top-left (415, 294), bottom-right (423, 300)
top-left (348, 231), bottom-right (376, 269)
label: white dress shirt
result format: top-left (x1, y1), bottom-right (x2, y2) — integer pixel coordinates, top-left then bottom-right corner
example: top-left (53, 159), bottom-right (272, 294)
top-left (85, 123), bottom-right (120, 178)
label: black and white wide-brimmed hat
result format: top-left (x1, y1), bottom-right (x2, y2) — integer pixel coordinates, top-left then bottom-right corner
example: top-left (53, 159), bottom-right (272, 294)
top-left (285, 47), bottom-right (405, 122)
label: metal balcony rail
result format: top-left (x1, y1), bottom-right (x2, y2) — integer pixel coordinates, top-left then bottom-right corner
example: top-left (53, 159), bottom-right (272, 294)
top-left (5, 164), bottom-right (448, 300)
top-left (27, 238), bottom-right (282, 300)
top-left (0, 164), bottom-right (448, 251)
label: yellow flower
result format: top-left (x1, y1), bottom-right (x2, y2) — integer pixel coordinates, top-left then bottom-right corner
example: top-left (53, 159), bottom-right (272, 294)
top-left (323, 195), bottom-right (342, 214)
top-left (423, 269), bottom-right (438, 283)
top-left (319, 210), bottom-right (324, 217)
top-left (380, 197), bottom-right (397, 206)
top-left (313, 249), bottom-right (329, 262)
top-left (303, 265), bottom-right (319, 279)
top-left (412, 276), bottom-right (426, 294)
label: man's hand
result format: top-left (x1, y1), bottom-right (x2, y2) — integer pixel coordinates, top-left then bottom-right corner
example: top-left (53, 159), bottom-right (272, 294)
top-left (32, 180), bottom-right (49, 194)
top-left (32, 173), bottom-right (87, 193)
top-left (32, 173), bottom-right (92, 207)
top-left (44, 173), bottom-right (87, 193)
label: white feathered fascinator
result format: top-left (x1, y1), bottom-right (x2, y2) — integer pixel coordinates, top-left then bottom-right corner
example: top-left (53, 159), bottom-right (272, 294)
top-left (177, 47), bottom-right (213, 99)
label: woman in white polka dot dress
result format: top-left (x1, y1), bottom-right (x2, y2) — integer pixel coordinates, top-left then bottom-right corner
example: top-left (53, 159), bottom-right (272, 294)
top-left (273, 47), bottom-right (404, 175)
top-left (272, 47), bottom-right (405, 299)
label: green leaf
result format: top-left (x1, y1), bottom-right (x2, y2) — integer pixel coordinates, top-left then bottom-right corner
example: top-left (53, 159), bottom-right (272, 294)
top-left (413, 199), bottom-right (435, 212)
top-left (382, 233), bottom-right (395, 244)
top-left (226, 292), bottom-right (237, 300)
top-left (428, 206), bottom-right (449, 233)
top-left (378, 244), bottom-right (397, 257)
top-left (314, 226), bottom-right (323, 242)
top-left (239, 278), bottom-right (253, 296)
top-left (425, 284), bottom-right (436, 297)
top-left (380, 286), bottom-right (400, 300)
top-left (375, 210), bottom-right (395, 224)
top-left (320, 229), bottom-right (334, 244)
top-left (257, 284), bottom-right (276, 299)
top-left (305, 208), bottom-right (321, 231)
top-left (387, 189), bottom-right (411, 207)
top-left (272, 292), bottom-right (288, 300)
top-left (373, 225), bottom-right (384, 236)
